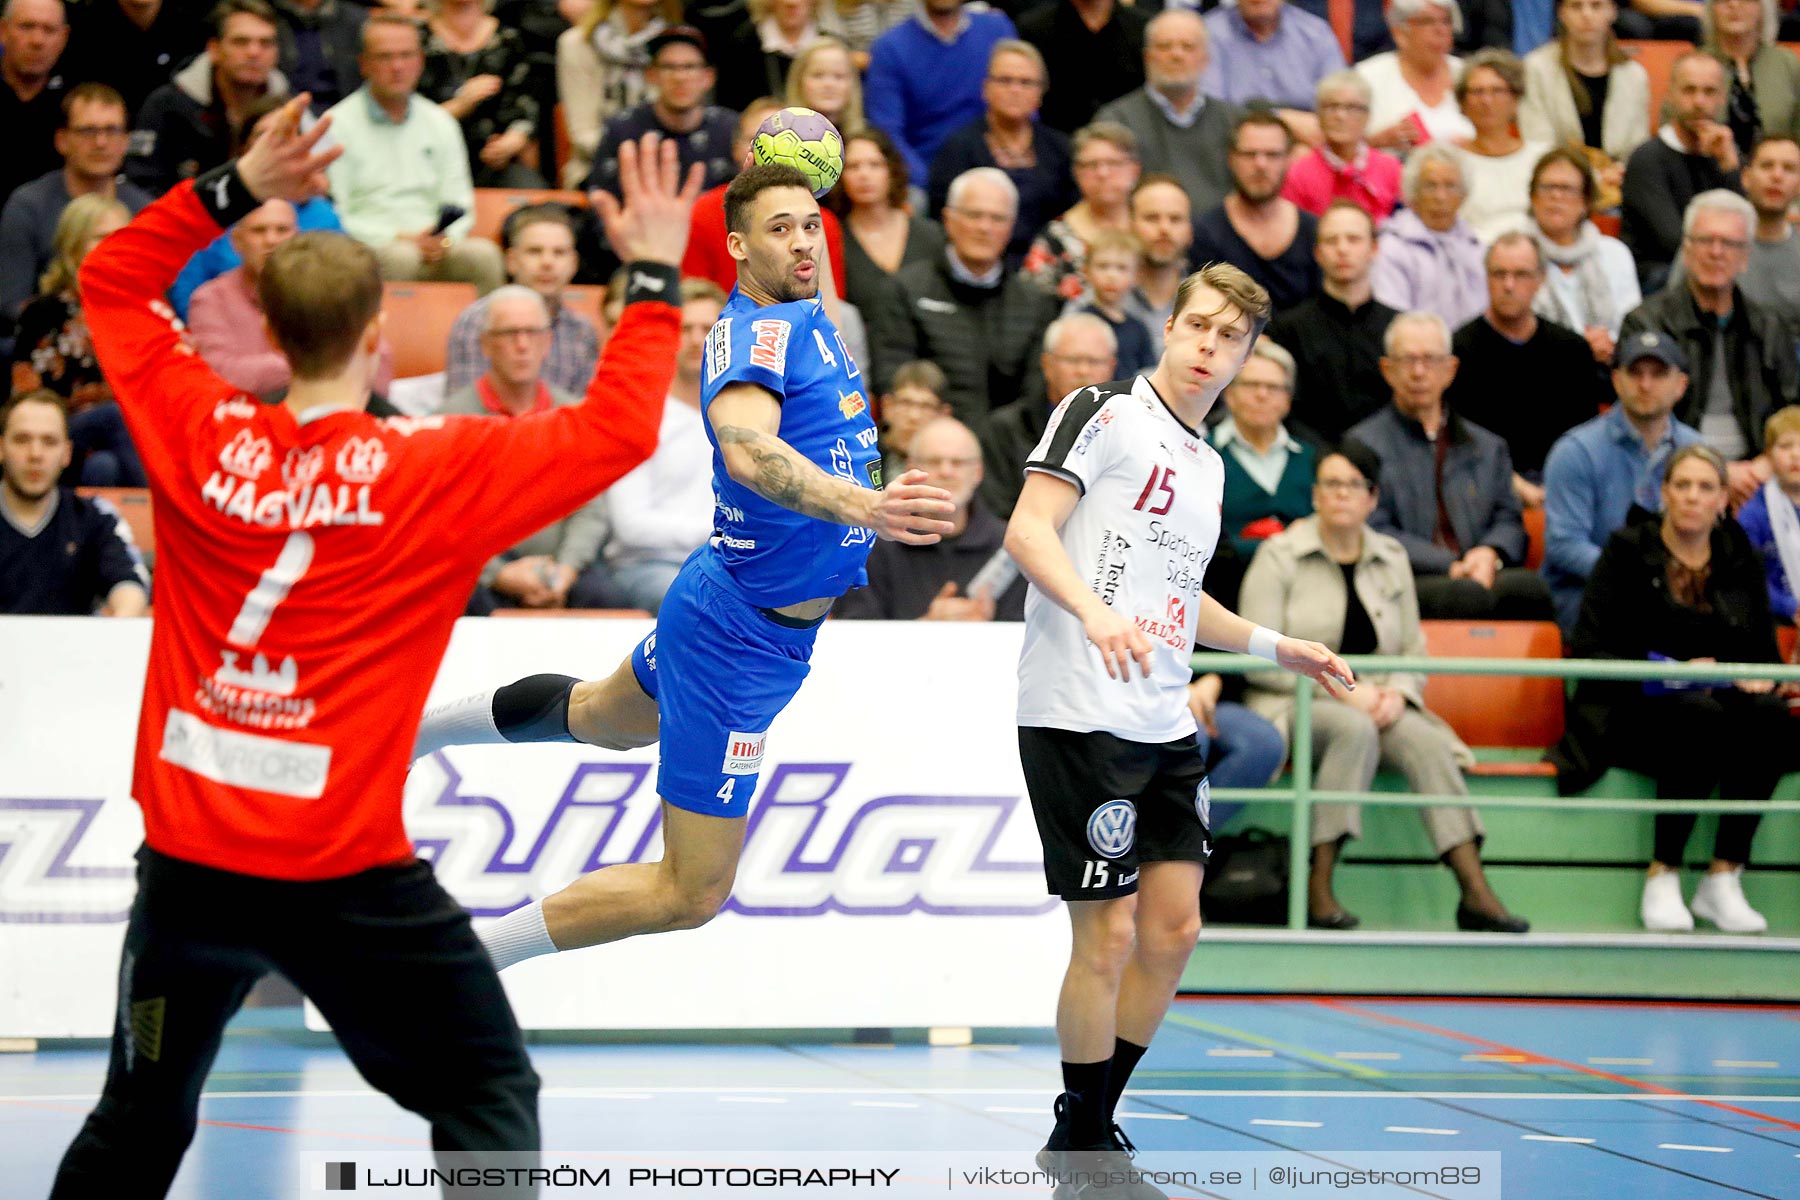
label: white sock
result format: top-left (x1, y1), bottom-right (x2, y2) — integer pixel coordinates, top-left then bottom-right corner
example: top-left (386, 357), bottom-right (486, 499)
top-left (481, 901), bottom-right (559, 971)
top-left (412, 690), bottom-right (503, 761)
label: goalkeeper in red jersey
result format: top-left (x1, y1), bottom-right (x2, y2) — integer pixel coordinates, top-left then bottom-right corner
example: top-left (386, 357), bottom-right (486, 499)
top-left (48, 98), bottom-right (701, 1198)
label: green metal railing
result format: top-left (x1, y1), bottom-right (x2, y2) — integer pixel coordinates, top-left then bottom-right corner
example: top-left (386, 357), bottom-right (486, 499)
top-left (1188, 653), bottom-right (1800, 931)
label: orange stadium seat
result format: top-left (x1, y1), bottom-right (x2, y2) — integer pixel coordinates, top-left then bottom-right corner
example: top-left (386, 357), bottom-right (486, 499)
top-left (1592, 212), bottom-right (1622, 239)
top-left (470, 188), bottom-right (589, 244)
top-left (1780, 624), bottom-right (1797, 663)
top-left (1523, 505), bottom-right (1546, 570)
top-left (490, 609), bottom-right (653, 619)
top-left (78, 486), bottom-right (154, 568)
top-left (382, 282), bottom-right (477, 378)
top-left (1420, 620), bottom-right (1565, 774)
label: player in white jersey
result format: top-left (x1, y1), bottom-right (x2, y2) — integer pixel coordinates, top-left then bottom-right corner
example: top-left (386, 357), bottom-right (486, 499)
top-left (1005, 264), bottom-right (1354, 1193)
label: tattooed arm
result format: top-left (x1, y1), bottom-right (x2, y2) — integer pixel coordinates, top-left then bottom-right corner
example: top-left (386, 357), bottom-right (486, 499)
top-left (709, 382), bottom-right (957, 544)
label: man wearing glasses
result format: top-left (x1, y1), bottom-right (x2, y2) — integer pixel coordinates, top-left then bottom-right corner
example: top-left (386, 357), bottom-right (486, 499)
top-left (0, 83), bottom-right (149, 324)
top-left (868, 166), bottom-right (1059, 438)
top-left (1346, 310), bottom-right (1554, 621)
top-left (1621, 188), bottom-right (1798, 507)
top-left (584, 27), bottom-right (737, 201)
top-left (442, 284), bottom-right (618, 613)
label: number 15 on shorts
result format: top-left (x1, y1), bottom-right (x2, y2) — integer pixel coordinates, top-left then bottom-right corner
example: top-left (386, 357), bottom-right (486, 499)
top-left (1080, 860), bottom-right (1111, 888)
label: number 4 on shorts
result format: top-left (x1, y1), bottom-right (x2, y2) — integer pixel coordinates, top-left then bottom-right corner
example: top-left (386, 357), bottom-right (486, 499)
top-left (716, 778), bottom-right (736, 804)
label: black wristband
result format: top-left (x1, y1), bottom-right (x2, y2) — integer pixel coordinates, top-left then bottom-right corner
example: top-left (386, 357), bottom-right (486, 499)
top-left (621, 261), bottom-right (681, 307)
top-left (192, 162), bottom-right (263, 228)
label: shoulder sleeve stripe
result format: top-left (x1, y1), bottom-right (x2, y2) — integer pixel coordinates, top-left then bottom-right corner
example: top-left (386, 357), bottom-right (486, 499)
top-left (1036, 386), bottom-right (1111, 471)
top-left (1022, 462), bottom-right (1085, 495)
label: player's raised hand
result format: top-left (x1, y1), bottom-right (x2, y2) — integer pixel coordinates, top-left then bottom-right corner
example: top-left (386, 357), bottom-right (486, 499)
top-left (868, 469), bottom-right (956, 545)
top-left (591, 133), bottom-right (705, 268)
top-left (237, 95), bottom-right (340, 203)
top-left (1083, 603), bottom-right (1155, 682)
top-left (1278, 637), bottom-right (1356, 698)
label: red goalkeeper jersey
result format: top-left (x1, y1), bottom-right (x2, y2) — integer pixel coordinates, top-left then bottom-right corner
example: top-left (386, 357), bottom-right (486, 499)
top-left (82, 181), bottom-right (677, 881)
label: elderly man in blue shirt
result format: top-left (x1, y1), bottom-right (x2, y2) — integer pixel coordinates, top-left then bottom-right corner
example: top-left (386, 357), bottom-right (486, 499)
top-left (1541, 329), bottom-right (1705, 632)
top-left (1201, 0), bottom-right (1345, 148)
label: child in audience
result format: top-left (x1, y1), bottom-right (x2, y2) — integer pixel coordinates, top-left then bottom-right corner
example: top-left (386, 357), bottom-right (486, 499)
top-left (1738, 405), bottom-right (1800, 625)
top-left (1065, 228), bottom-right (1155, 377)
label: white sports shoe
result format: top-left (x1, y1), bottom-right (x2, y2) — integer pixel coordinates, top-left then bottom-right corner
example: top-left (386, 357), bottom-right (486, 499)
top-left (1640, 871), bottom-right (1694, 932)
top-left (1691, 868), bottom-right (1768, 934)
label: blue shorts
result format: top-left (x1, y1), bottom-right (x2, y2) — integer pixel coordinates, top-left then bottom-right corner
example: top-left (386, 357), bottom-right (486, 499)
top-left (631, 552), bottom-right (818, 817)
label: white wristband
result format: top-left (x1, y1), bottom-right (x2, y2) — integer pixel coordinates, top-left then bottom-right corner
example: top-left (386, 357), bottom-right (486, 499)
top-left (1247, 625), bottom-right (1283, 663)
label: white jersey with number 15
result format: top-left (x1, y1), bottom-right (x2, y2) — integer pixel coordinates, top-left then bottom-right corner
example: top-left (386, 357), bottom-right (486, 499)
top-left (1016, 375), bottom-right (1225, 743)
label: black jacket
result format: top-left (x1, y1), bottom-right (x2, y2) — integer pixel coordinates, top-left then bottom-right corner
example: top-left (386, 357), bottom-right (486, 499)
top-left (127, 55), bottom-right (290, 195)
top-left (835, 499), bottom-right (1027, 621)
top-left (1550, 514), bottom-right (1780, 790)
top-left (272, 0), bottom-right (365, 114)
top-left (867, 253), bottom-right (1059, 435)
top-left (980, 390), bottom-right (1052, 519)
top-left (1618, 284), bottom-right (1798, 456)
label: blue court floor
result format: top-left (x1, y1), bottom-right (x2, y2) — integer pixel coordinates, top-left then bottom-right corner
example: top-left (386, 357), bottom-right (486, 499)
top-left (3, 997), bottom-right (1798, 1199)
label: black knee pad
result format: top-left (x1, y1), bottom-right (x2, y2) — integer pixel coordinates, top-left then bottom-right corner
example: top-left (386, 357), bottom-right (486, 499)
top-left (493, 674), bottom-right (579, 744)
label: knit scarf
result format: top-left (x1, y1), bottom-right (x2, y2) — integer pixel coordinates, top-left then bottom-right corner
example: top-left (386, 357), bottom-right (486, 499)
top-left (1531, 219), bottom-right (1616, 334)
top-left (590, 13), bottom-right (669, 114)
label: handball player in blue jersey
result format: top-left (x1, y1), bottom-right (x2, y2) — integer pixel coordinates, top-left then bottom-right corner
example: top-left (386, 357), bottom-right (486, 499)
top-left (413, 162), bottom-right (957, 969)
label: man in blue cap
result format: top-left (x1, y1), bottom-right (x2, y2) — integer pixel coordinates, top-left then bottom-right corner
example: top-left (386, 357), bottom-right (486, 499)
top-left (1540, 329), bottom-right (1706, 632)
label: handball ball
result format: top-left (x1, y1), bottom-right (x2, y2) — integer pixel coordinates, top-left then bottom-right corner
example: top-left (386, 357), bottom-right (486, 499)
top-left (750, 107), bottom-right (844, 198)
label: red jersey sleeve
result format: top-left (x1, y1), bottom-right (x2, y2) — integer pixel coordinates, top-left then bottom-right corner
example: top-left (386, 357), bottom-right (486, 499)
top-left (404, 294), bottom-right (680, 561)
top-left (80, 182), bottom-right (245, 502)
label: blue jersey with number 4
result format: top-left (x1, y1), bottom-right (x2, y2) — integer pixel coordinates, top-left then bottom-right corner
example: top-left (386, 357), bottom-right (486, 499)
top-left (700, 288), bottom-right (881, 607)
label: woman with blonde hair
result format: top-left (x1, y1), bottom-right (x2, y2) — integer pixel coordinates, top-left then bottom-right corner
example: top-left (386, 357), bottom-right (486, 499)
top-left (421, 0), bottom-right (545, 186)
top-left (555, 0), bottom-right (682, 187)
top-left (1518, 0), bottom-right (1651, 200)
top-left (785, 35), bottom-right (863, 133)
top-left (13, 194), bottom-right (142, 485)
top-left (1703, 0), bottom-right (1800, 159)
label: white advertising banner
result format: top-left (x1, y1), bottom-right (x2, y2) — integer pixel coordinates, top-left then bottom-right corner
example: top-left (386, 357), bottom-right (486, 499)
top-left (0, 619), bottom-right (1068, 1037)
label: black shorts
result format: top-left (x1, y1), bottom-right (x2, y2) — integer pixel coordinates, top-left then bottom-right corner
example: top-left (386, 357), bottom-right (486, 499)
top-left (1018, 726), bottom-right (1214, 900)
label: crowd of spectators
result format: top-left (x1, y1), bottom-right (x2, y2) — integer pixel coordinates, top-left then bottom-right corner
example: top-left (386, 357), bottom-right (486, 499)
top-left (5, 0), bottom-right (1800, 933)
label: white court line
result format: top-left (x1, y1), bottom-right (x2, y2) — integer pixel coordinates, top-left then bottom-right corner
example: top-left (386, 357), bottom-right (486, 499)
top-left (1588, 1058), bottom-right (1653, 1066)
top-left (1659, 1144), bottom-right (1733, 1154)
top-left (1386, 1126), bottom-right (1459, 1136)
top-left (717, 1096), bottom-right (787, 1104)
top-left (1714, 1060), bottom-right (1779, 1069)
top-left (1114, 1113), bottom-right (1188, 1122)
top-left (1521, 1135), bottom-right (1596, 1145)
top-left (9, 1088), bottom-right (1800, 1103)
top-left (1334, 1052), bottom-right (1401, 1061)
top-left (538, 1091), bottom-right (653, 1100)
top-left (1206, 1048), bottom-right (1274, 1058)
top-left (1252, 1119), bottom-right (1324, 1129)
top-left (850, 1101), bottom-right (919, 1109)
top-left (984, 1106), bottom-right (1049, 1115)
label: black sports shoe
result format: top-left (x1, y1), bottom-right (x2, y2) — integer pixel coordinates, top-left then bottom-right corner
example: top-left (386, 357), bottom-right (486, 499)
top-left (1072, 1123), bottom-right (1168, 1200)
top-left (1037, 1094), bottom-right (1127, 1199)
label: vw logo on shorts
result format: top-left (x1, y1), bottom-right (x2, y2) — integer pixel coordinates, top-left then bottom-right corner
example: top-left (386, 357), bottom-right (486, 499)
top-left (1087, 799), bottom-right (1137, 859)
top-left (1195, 777), bottom-right (1212, 828)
